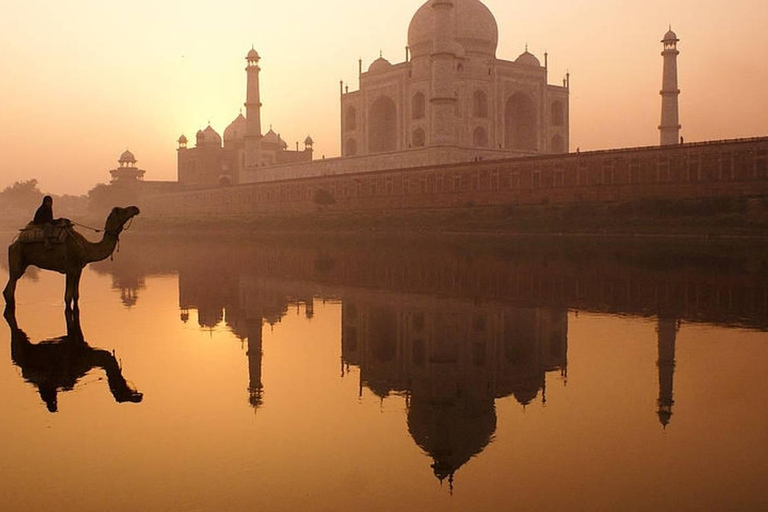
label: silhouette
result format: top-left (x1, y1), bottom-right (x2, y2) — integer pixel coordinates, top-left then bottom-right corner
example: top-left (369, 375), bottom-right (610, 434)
top-left (657, 317), bottom-right (678, 428)
top-left (32, 195), bottom-right (54, 225)
top-left (341, 298), bottom-right (568, 487)
top-left (3, 206), bottom-right (140, 311)
top-left (3, 307), bottom-right (143, 413)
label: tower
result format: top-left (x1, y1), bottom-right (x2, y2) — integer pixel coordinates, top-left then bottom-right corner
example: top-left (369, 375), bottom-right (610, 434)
top-left (656, 317), bottom-right (678, 428)
top-left (110, 150), bottom-right (145, 183)
top-left (429, 0), bottom-right (458, 147)
top-left (244, 48), bottom-right (263, 167)
top-left (247, 317), bottom-right (264, 409)
top-left (659, 28), bottom-right (681, 146)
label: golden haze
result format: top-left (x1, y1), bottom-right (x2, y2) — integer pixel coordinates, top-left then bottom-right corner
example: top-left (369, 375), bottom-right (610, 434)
top-left (1, 0), bottom-right (767, 195)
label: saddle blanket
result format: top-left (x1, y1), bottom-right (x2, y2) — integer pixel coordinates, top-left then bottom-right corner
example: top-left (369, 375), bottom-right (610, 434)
top-left (17, 221), bottom-right (73, 244)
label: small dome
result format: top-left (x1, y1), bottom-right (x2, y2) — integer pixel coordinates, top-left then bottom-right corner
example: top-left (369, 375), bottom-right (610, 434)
top-left (224, 114), bottom-right (247, 142)
top-left (368, 57), bottom-right (393, 74)
top-left (304, 135), bottom-right (314, 145)
top-left (202, 125), bottom-right (222, 146)
top-left (247, 48), bottom-right (260, 61)
top-left (262, 128), bottom-right (280, 145)
top-left (178, 134), bottom-right (188, 144)
top-left (663, 28), bottom-right (679, 42)
top-left (515, 50), bottom-right (541, 67)
top-left (408, 0), bottom-right (499, 59)
top-left (119, 150), bottom-right (136, 164)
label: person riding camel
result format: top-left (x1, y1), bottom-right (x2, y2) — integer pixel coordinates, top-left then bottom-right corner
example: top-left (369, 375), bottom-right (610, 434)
top-left (32, 196), bottom-right (55, 247)
top-left (33, 195), bottom-right (54, 225)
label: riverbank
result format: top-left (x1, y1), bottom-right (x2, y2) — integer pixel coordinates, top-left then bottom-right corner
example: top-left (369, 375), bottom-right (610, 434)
top-left (2, 196), bottom-right (767, 239)
top-left (135, 196), bottom-right (768, 239)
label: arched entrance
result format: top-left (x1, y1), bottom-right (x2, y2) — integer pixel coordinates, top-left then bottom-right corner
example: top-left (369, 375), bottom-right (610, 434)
top-left (505, 93), bottom-right (538, 151)
top-left (551, 134), bottom-right (565, 154)
top-left (369, 96), bottom-right (397, 153)
top-left (473, 126), bottom-right (488, 148)
top-left (412, 128), bottom-right (426, 148)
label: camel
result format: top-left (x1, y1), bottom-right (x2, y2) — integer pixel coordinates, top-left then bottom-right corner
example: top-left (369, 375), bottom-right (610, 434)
top-left (3, 206), bottom-right (140, 311)
top-left (3, 306), bottom-right (143, 413)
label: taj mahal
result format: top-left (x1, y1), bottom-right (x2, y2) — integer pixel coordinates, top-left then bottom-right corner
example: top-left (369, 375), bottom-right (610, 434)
top-left (107, 0), bottom-right (768, 220)
top-left (173, 0), bottom-right (571, 189)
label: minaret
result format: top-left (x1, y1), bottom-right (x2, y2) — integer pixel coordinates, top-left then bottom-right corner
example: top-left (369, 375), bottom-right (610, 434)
top-left (659, 28), bottom-right (681, 146)
top-left (429, 0), bottom-right (458, 147)
top-left (244, 48), bottom-right (263, 167)
top-left (656, 317), bottom-right (678, 428)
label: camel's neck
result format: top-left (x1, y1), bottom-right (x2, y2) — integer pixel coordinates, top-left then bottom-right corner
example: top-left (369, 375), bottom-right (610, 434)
top-left (84, 232), bottom-right (120, 264)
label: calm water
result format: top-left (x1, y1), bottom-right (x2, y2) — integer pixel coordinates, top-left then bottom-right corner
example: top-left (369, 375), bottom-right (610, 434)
top-left (1, 232), bottom-right (767, 512)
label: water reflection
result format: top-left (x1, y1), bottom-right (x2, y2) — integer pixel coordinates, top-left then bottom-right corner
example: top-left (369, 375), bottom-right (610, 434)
top-left (88, 236), bottom-right (749, 485)
top-left (3, 307), bottom-right (143, 412)
top-left (342, 297), bottom-right (567, 485)
top-left (657, 317), bottom-right (678, 428)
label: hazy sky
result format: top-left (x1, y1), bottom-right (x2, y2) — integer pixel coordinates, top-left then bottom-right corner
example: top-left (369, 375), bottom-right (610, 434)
top-left (1, 0), bottom-right (767, 195)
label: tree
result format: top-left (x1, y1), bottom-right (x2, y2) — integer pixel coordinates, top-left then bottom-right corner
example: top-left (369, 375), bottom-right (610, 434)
top-left (0, 179), bottom-right (43, 210)
top-left (87, 183), bottom-right (137, 213)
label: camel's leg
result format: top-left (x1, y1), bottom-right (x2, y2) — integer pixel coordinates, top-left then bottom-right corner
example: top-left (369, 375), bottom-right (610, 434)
top-left (3, 245), bottom-right (26, 308)
top-left (64, 272), bottom-right (77, 311)
top-left (72, 269), bottom-right (83, 312)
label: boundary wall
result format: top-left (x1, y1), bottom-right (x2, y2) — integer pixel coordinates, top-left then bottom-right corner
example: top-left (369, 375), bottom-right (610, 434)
top-left (143, 137), bottom-right (768, 217)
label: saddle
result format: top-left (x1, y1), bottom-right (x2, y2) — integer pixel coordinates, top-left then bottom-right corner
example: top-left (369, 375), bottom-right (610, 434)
top-left (17, 219), bottom-right (74, 245)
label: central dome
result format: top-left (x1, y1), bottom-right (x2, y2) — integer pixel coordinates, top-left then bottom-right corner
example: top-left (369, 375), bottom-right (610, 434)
top-left (408, 0), bottom-right (499, 59)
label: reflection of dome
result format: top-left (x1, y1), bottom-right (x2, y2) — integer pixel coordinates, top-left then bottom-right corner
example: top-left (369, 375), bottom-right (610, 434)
top-left (408, 0), bottom-right (499, 59)
top-left (368, 57), bottom-right (393, 74)
top-left (119, 150), bottom-right (136, 164)
top-left (515, 50), bottom-right (541, 67)
top-left (224, 114), bottom-right (247, 142)
top-left (408, 398), bottom-right (496, 484)
top-left (509, 373), bottom-right (543, 406)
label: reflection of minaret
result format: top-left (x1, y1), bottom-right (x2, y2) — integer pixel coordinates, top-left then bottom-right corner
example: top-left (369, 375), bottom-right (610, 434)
top-left (656, 317), bottom-right (678, 427)
top-left (659, 27), bottom-right (681, 146)
top-left (247, 317), bottom-right (264, 408)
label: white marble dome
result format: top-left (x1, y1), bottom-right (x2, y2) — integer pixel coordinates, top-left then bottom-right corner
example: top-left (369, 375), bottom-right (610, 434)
top-left (515, 50), bottom-right (541, 67)
top-left (368, 57), bottom-right (393, 74)
top-left (408, 0), bottom-right (499, 59)
top-left (224, 113), bottom-right (247, 142)
top-left (202, 125), bottom-right (222, 147)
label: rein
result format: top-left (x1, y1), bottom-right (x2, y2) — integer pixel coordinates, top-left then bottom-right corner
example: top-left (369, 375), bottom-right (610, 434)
top-left (106, 216), bottom-right (136, 261)
top-left (73, 211), bottom-right (137, 261)
top-left (72, 222), bottom-right (102, 233)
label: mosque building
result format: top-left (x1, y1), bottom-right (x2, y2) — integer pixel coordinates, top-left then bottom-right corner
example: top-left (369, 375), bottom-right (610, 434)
top-left (341, 0), bottom-right (569, 158)
top-left (174, 0), bottom-right (569, 189)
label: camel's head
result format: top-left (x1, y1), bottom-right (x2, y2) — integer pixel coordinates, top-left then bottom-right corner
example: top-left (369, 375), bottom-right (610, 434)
top-left (105, 206), bottom-right (140, 236)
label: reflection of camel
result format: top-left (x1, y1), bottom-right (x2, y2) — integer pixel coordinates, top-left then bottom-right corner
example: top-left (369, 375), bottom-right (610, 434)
top-left (3, 307), bottom-right (143, 413)
top-left (3, 206), bottom-right (140, 310)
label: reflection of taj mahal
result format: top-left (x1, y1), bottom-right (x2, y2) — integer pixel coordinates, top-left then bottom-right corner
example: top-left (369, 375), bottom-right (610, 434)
top-left (176, 0), bottom-right (570, 188)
